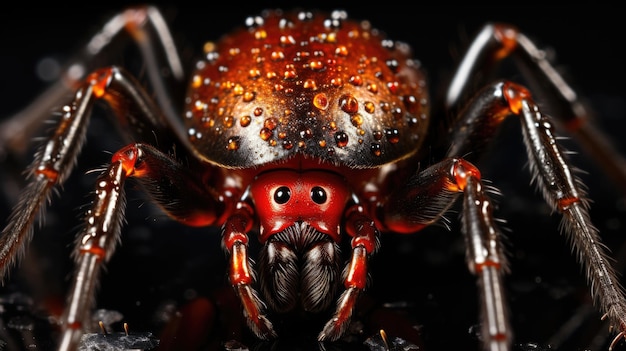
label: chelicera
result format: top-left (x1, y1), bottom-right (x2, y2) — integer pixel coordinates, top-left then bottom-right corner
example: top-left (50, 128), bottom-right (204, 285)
top-left (1, 6), bottom-right (626, 351)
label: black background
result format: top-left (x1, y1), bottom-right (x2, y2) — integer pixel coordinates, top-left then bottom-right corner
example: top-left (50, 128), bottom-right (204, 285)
top-left (0, 3), bottom-right (625, 351)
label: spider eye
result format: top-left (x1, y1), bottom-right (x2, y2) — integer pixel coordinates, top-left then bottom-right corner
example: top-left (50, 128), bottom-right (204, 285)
top-left (274, 186), bottom-right (291, 204)
top-left (310, 186), bottom-right (327, 204)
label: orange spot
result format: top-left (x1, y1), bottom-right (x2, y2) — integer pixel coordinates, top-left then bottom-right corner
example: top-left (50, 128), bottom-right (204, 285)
top-left (263, 117), bottom-right (278, 130)
top-left (240, 115), bottom-right (251, 127)
top-left (502, 82), bottom-right (531, 115)
top-left (492, 332), bottom-right (509, 341)
top-left (350, 114), bottom-right (363, 127)
top-left (123, 8), bottom-right (148, 42)
top-left (227, 137), bottom-right (240, 151)
top-left (334, 45), bottom-right (348, 57)
top-left (475, 260), bottom-right (502, 273)
top-left (260, 128), bottom-right (273, 141)
top-left (558, 196), bottom-right (580, 210)
top-left (191, 75), bottom-right (202, 88)
top-left (79, 246), bottom-right (107, 259)
top-left (111, 145), bottom-right (139, 177)
top-left (349, 75), bottom-right (363, 86)
top-left (339, 94), bottom-right (359, 114)
top-left (493, 24), bottom-right (519, 60)
top-left (86, 68), bottom-right (114, 98)
top-left (450, 159), bottom-right (481, 191)
top-left (313, 93), bottom-right (329, 110)
top-left (309, 60), bottom-right (325, 70)
top-left (254, 29), bottom-right (267, 40)
top-left (35, 167), bottom-right (59, 182)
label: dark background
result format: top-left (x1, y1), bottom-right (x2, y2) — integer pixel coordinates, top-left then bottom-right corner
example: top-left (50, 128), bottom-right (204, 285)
top-left (0, 3), bottom-right (625, 351)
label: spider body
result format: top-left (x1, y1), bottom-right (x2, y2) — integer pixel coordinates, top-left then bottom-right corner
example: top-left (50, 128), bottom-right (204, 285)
top-left (1, 6), bottom-right (626, 351)
top-left (162, 10), bottom-right (431, 326)
top-left (173, 9), bottom-right (430, 334)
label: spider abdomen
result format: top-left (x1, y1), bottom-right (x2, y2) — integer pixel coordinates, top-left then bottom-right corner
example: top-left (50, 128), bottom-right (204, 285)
top-left (183, 9), bottom-right (430, 168)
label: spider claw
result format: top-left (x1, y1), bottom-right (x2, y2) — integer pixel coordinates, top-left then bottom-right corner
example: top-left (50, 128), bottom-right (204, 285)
top-left (609, 331), bottom-right (625, 351)
top-left (318, 316), bottom-right (348, 342)
top-left (318, 288), bottom-right (359, 342)
top-left (247, 314), bottom-right (277, 340)
top-left (236, 285), bottom-right (277, 340)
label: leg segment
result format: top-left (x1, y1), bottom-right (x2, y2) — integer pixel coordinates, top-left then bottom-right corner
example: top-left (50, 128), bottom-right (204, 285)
top-left (0, 65), bottom-right (181, 282)
top-left (221, 203), bottom-right (277, 340)
top-left (58, 152), bottom-right (129, 351)
top-left (450, 80), bottom-right (626, 348)
top-left (381, 159), bottom-right (462, 234)
top-left (454, 160), bottom-right (510, 351)
top-left (379, 158), bottom-right (510, 350)
top-left (0, 6), bottom-right (185, 159)
top-left (319, 205), bottom-right (380, 341)
top-left (58, 142), bottom-right (222, 351)
top-left (446, 23), bottom-right (626, 194)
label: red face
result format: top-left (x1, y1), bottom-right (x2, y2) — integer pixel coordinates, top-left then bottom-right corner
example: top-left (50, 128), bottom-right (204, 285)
top-left (249, 169), bottom-right (351, 242)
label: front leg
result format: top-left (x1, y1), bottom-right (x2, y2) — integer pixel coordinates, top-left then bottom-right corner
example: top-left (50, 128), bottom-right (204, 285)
top-left (380, 158), bottom-right (510, 351)
top-left (59, 143), bottom-right (224, 351)
top-left (221, 203), bottom-right (277, 340)
top-left (319, 204), bottom-right (380, 342)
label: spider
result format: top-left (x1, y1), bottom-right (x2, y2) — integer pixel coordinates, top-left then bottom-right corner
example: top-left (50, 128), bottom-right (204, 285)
top-left (0, 5), bottom-right (626, 351)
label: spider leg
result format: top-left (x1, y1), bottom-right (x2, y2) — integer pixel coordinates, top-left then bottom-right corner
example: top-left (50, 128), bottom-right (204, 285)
top-left (379, 158), bottom-right (510, 350)
top-left (446, 23), bottom-right (626, 194)
top-left (58, 142), bottom-right (223, 351)
top-left (319, 205), bottom-right (380, 341)
top-left (0, 65), bottom-right (186, 284)
top-left (447, 25), bottom-right (626, 344)
top-left (0, 62), bottom-right (202, 349)
top-left (455, 160), bottom-right (510, 351)
top-left (57, 149), bottom-right (130, 351)
top-left (0, 5), bottom-right (185, 159)
top-left (222, 203), bottom-right (277, 340)
top-left (449, 80), bottom-right (626, 349)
